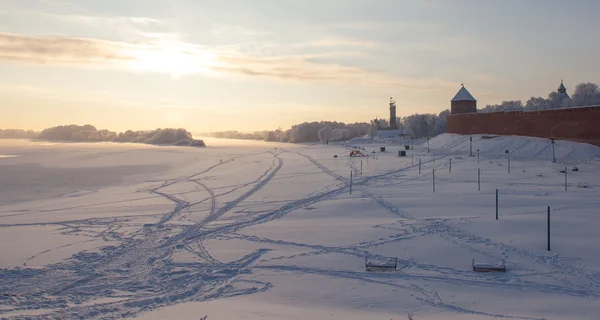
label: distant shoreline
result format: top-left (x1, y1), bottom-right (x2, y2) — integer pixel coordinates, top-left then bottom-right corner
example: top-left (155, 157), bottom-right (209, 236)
top-left (0, 137), bottom-right (207, 148)
top-left (0, 126), bottom-right (206, 147)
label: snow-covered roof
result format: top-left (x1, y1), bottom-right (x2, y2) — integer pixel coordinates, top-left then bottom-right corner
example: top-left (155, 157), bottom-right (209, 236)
top-left (451, 85), bottom-right (477, 102)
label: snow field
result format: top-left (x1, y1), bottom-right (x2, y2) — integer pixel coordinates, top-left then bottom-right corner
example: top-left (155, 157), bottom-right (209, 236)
top-left (0, 134), bottom-right (599, 319)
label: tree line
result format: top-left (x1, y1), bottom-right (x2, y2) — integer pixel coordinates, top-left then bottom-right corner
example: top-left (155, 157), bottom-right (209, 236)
top-left (206, 121), bottom-right (371, 144)
top-left (0, 125), bottom-right (206, 147)
top-left (480, 82), bottom-right (600, 113)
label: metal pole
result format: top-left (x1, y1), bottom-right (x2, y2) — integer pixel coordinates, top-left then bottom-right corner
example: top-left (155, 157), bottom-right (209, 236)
top-left (547, 206), bottom-right (551, 251)
top-left (427, 137), bottom-right (430, 153)
top-left (478, 168), bottom-right (481, 191)
top-left (508, 152), bottom-right (511, 174)
top-left (419, 159), bottom-right (421, 174)
top-left (551, 139), bottom-right (556, 163)
top-left (350, 171), bottom-right (353, 195)
top-left (470, 135), bottom-right (473, 157)
top-left (433, 168), bottom-right (436, 192)
top-left (367, 154), bottom-right (369, 166)
top-left (496, 189), bottom-right (499, 220)
top-left (361, 161), bottom-right (363, 175)
top-left (477, 149), bottom-right (480, 164)
top-left (565, 166), bottom-right (567, 191)
top-left (449, 158), bottom-right (452, 173)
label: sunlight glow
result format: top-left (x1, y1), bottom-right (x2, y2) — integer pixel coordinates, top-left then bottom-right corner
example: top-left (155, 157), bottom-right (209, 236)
top-left (129, 45), bottom-right (217, 77)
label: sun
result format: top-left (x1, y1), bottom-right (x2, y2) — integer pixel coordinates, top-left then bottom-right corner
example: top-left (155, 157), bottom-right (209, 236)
top-left (129, 45), bottom-right (217, 78)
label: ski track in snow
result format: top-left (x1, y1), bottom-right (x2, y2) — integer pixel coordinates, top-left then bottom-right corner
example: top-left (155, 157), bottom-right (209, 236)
top-left (0, 142), bottom-right (598, 319)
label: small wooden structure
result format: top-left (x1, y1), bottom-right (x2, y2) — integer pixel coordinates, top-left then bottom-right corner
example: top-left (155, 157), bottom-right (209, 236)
top-left (365, 256), bottom-right (398, 272)
top-left (472, 258), bottom-right (506, 272)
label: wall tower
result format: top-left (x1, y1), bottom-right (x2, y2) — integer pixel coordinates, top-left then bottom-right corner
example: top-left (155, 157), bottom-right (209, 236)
top-left (450, 84), bottom-right (477, 114)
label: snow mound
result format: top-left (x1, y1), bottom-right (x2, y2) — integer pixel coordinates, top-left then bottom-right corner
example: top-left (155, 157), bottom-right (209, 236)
top-left (427, 133), bottom-right (600, 164)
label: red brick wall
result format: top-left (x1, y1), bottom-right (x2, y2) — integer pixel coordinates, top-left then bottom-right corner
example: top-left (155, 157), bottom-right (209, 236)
top-left (446, 106), bottom-right (600, 146)
top-left (451, 100), bottom-right (477, 114)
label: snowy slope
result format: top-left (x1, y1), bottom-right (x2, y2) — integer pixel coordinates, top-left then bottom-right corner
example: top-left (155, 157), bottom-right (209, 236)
top-left (1, 135), bottom-right (599, 320)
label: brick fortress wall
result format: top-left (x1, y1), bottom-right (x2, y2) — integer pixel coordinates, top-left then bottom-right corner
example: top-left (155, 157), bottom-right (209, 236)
top-left (446, 106), bottom-right (600, 146)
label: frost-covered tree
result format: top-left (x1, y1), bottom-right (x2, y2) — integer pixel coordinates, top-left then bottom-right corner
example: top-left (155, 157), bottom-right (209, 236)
top-left (480, 101), bottom-right (524, 113)
top-left (317, 125), bottom-right (333, 144)
top-left (525, 96), bottom-right (550, 111)
top-left (572, 82), bottom-right (600, 107)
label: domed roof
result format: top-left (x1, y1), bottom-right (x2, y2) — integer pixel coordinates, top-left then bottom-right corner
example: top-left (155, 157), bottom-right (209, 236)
top-left (451, 84), bottom-right (476, 102)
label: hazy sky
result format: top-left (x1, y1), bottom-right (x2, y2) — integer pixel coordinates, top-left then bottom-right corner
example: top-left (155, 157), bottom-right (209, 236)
top-left (1, 0), bottom-right (599, 133)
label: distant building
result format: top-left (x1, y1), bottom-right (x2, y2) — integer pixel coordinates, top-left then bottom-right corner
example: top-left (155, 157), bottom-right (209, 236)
top-left (557, 80), bottom-right (572, 105)
top-left (389, 97), bottom-right (398, 129)
top-left (450, 84), bottom-right (477, 115)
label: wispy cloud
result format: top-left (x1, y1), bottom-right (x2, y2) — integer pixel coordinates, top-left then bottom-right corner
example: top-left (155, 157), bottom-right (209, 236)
top-left (48, 13), bottom-right (164, 26)
top-left (0, 32), bottom-right (455, 91)
top-left (212, 55), bottom-right (454, 91)
top-left (0, 33), bottom-right (134, 65)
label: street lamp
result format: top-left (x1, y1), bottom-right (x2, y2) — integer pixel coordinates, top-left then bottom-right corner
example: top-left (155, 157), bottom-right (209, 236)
top-left (427, 136), bottom-right (430, 153)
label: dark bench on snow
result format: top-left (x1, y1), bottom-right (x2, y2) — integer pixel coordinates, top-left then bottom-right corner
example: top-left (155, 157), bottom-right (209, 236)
top-left (365, 256), bottom-right (398, 272)
top-left (472, 258), bottom-right (506, 272)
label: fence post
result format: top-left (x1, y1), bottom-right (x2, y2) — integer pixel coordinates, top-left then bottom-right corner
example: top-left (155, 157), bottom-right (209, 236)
top-left (551, 138), bottom-right (556, 163)
top-left (547, 206), bottom-right (551, 251)
top-left (433, 169), bottom-right (436, 193)
top-left (496, 189), bottom-right (499, 220)
top-left (564, 166), bottom-right (567, 191)
top-left (478, 168), bottom-right (481, 191)
top-left (477, 149), bottom-right (480, 164)
top-left (508, 152), bottom-right (511, 174)
top-left (361, 160), bottom-right (363, 175)
top-left (449, 158), bottom-right (452, 173)
top-left (419, 159), bottom-right (421, 174)
top-left (350, 171), bottom-right (353, 195)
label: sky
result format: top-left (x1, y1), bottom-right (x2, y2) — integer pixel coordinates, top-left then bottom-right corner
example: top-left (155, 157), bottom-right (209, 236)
top-left (1, 0), bottom-right (599, 133)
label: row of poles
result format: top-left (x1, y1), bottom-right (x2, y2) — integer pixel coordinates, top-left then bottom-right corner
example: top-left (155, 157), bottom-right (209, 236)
top-left (349, 167), bottom-right (555, 251)
top-left (350, 174), bottom-right (555, 251)
top-left (347, 136), bottom-right (563, 252)
top-left (350, 154), bottom-right (570, 194)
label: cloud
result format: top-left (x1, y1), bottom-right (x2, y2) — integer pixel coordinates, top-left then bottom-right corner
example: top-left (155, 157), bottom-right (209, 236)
top-left (49, 14), bottom-right (164, 26)
top-left (0, 32), bottom-right (134, 66)
top-left (212, 55), bottom-right (455, 91)
top-left (475, 74), bottom-right (496, 83)
top-left (0, 32), bottom-right (455, 91)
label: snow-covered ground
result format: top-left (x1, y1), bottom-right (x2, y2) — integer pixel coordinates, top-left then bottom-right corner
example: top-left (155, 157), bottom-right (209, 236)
top-left (1, 134), bottom-right (600, 320)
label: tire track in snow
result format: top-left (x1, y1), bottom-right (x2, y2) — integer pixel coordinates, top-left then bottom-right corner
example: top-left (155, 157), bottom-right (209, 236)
top-left (367, 190), bottom-right (600, 297)
top-left (255, 265), bottom-right (546, 320)
top-left (164, 154), bottom-right (284, 246)
top-left (290, 152), bottom-right (600, 311)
